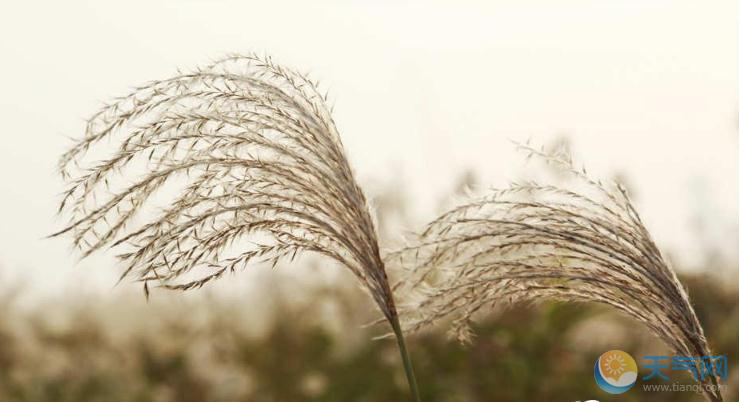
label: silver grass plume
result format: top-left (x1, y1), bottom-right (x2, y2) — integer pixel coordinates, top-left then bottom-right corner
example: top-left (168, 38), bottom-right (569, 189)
top-left (392, 144), bottom-right (723, 402)
top-left (52, 54), bottom-right (420, 401)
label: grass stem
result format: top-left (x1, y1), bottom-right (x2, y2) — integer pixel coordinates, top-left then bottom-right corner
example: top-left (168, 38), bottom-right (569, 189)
top-left (391, 315), bottom-right (421, 402)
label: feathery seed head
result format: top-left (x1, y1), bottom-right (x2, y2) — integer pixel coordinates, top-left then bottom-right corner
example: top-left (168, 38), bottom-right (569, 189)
top-left (53, 54), bottom-right (396, 321)
top-left (393, 143), bottom-right (723, 401)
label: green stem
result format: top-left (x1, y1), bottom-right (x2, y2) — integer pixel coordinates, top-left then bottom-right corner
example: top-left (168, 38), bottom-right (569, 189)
top-left (390, 315), bottom-right (421, 402)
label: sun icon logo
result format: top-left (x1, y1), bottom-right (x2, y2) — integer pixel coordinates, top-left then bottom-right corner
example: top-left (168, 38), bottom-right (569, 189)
top-left (594, 350), bottom-right (638, 394)
top-left (604, 353), bottom-right (627, 377)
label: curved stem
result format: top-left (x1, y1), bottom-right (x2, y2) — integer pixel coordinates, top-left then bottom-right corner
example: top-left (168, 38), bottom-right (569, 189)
top-left (390, 315), bottom-right (421, 402)
top-left (705, 372), bottom-right (723, 402)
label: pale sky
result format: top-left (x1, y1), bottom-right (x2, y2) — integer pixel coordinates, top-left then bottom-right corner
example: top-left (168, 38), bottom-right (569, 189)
top-left (0, 0), bottom-right (737, 297)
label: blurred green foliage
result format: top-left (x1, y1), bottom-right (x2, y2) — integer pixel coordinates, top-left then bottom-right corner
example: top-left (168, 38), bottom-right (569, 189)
top-left (0, 272), bottom-right (735, 402)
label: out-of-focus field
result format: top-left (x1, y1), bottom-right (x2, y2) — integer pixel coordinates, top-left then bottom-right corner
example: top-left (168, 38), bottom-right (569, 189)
top-left (0, 267), bottom-right (736, 402)
top-left (2, 166), bottom-right (737, 402)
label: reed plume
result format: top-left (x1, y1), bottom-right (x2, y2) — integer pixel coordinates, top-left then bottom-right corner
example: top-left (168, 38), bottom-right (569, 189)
top-left (52, 54), bottom-right (420, 401)
top-left (392, 143), bottom-right (723, 401)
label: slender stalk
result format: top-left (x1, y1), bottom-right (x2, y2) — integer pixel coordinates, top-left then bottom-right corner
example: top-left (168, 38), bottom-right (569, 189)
top-left (705, 372), bottom-right (723, 402)
top-left (390, 315), bottom-right (421, 402)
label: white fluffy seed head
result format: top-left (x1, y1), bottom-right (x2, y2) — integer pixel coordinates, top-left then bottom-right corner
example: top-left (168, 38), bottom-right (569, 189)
top-left (392, 144), bottom-right (723, 402)
top-left (53, 54), bottom-right (396, 321)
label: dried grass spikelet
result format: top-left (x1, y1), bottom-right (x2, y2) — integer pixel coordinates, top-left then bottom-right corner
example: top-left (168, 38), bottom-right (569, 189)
top-left (392, 144), bottom-right (723, 402)
top-left (52, 53), bottom-right (395, 312)
top-left (52, 54), bottom-right (420, 401)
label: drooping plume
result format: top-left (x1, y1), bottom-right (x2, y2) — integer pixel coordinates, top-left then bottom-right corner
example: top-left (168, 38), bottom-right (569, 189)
top-left (393, 144), bottom-right (723, 402)
top-left (53, 54), bottom-right (396, 320)
top-left (53, 54), bottom-right (421, 401)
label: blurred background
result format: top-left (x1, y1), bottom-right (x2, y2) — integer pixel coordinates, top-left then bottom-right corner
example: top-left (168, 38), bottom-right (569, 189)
top-left (0, 1), bottom-right (737, 401)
